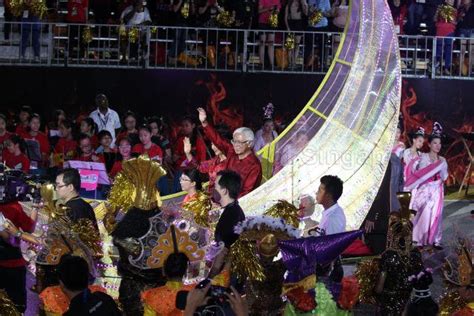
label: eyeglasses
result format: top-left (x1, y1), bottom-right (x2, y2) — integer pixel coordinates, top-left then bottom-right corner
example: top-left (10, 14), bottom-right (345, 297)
top-left (231, 139), bottom-right (249, 146)
top-left (179, 177), bottom-right (191, 182)
top-left (54, 183), bottom-right (67, 189)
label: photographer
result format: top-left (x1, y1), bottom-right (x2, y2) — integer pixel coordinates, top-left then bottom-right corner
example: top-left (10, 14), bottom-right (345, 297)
top-left (184, 285), bottom-right (248, 316)
top-left (0, 174), bottom-right (38, 313)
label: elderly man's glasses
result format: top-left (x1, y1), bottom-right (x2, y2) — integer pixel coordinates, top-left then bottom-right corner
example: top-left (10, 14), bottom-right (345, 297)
top-left (231, 139), bottom-right (249, 145)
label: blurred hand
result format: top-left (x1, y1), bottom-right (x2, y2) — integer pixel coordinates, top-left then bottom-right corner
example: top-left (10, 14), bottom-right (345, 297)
top-left (4, 219), bottom-right (19, 235)
top-left (184, 283), bottom-right (211, 316)
top-left (364, 220), bottom-right (375, 233)
top-left (225, 286), bottom-right (249, 316)
top-left (183, 137), bottom-right (192, 155)
top-left (197, 107), bottom-right (207, 124)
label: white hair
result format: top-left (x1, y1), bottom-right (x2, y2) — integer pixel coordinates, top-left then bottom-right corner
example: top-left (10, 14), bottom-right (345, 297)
top-left (233, 127), bottom-right (255, 147)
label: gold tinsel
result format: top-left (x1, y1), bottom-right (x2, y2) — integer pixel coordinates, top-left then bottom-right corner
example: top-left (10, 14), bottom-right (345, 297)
top-left (309, 9), bottom-right (324, 27)
top-left (439, 4), bottom-right (457, 23)
top-left (182, 191), bottom-right (212, 228)
top-left (9, 0), bottom-right (24, 17)
top-left (264, 200), bottom-right (300, 228)
top-left (269, 10), bottom-right (279, 28)
top-left (354, 258), bottom-right (380, 305)
top-left (40, 183), bottom-right (69, 219)
top-left (150, 26), bottom-right (158, 35)
top-left (108, 173), bottom-right (135, 212)
top-left (128, 27), bottom-right (139, 44)
top-left (29, 0), bottom-right (47, 19)
top-left (217, 10), bottom-right (234, 27)
top-left (284, 33), bottom-right (295, 50)
top-left (119, 24), bottom-right (127, 38)
top-left (71, 219), bottom-right (103, 258)
top-left (230, 239), bottom-right (266, 282)
top-left (181, 1), bottom-right (190, 19)
top-left (82, 26), bottom-right (93, 44)
top-left (439, 290), bottom-right (467, 316)
top-left (0, 290), bottom-right (21, 316)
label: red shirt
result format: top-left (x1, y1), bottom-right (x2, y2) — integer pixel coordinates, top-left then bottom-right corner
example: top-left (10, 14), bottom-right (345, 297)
top-left (132, 143), bottom-right (163, 160)
top-left (55, 138), bottom-right (78, 160)
top-left (67, 0), bottom-right (89, 23)
top-left (185, 156), bottom-right (226, 193)
top-left (15, 124), bottom-right (28, 137)
top-left (75, 153), bottom-right (104, 163)
top-left (174, 135), bottom-right (207, 169)
top-left (0, 201), bottom-right (35, 267)
top-left (5, 153), bottom-right (30, 171)
top-left (203, 124), bottom-right (262, 198)
top-left (0, 131), bottom-right (12, 147)
top-left (109, 160), bottom-right (123, 178)
top-left (24, 132), bottom-right (50, 156)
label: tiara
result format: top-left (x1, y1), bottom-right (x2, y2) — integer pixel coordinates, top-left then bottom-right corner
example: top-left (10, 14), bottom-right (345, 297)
top-left (263, 103), bottom-right (275, 120)
top-left (431, 122), bottom-right (443, 138)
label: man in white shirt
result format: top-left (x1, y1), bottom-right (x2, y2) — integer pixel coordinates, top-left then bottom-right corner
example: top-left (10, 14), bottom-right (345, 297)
top-left (120, 0), bottom-right (152, 26)
top-left (315, 175), bottom-right (346, 236)
top-left (89, 94), bottom-right (121, 146)
top-left (119, 0), bottom-right (152, 62)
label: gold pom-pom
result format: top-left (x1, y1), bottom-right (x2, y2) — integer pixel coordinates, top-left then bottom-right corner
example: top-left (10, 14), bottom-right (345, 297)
top-left (150, 26), bottom-right (158, 34)
top-left (309, 9), bottom-right (323, 27)
top-left (285, 33), bottom-right (295, 50)
top-left (82, 26), bottom-right (93, 44)
top-left (439, 290), bottom-right (467, 316)
top-left (128, 27), bottom-right (139, 44)
top-left (269, 10), bottom-right (279, 28)
top-left (9, 0), bottom-right (24, 17)
top-left (230, 239), bottom-right (266, 282)
top-left (182, 191), bottom-right (213, 228)
top-left (119, 24), bottom-right (127, 38)
top-left (71, 219), bottom-right (102, 258)
top-left (29, 0), bottom-right (47, 19)
top-left (217, 10), bottom-right (234, 27)
top-left (108, 173), bottom-right (135, 212)
top-left (0, 289), bottom-right (21, 316)
top-left (181, 1), bottom-right (190, 19)
top-left (264, 200), bottom-right (300, 227)
top-left (439, 4), bottom-right (457, 23)
top-left (354, 258), bottom-right (380, 305)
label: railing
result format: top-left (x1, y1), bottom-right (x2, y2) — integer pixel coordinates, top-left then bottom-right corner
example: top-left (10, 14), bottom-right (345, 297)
top-left (1, 22), bottom-right (474, 79)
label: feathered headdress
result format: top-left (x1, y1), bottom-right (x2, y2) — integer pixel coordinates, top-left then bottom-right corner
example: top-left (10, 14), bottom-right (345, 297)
top-left (146, 225), bottom-right (205, 269)
top-left (108, 155), bottom-right (167, 211)
top-left (431, 122), bottom-right (444, 138)
top-left (414, 126), bottom-right (426, 137)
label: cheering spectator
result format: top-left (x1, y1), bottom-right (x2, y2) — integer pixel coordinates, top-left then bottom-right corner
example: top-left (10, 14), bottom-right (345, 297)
top-left (198, 107), bottom-right (262, 198)
top-left (77, 134), bottom-right (104, 163)
top-left (110, 137), bottom-right (133, 178)
top-left (80, 117), bottom-right (99, 149)
top-left (89, 94), bottom-right (121, 145)
top-left (24, 114), bottom-right (50, 167)
top-left (20, 1), bottom-right (41, 62)
top-left (55, 119), bottom-right (78, 161)
top-left (0, 114), bottom-right (13, 153)
top-left (148, 116), bottom-right (172, 161)
top-left (132, 125), bottom-right (163, 161)
top-left (253, 118), bottom-right (278, 152)
top-left (96, 130), bottom-right (117, 172)
top-left (174, 116), bottom-right (207, 169)
top-left (66, 0), bottom-right (89, 59)
top-left (305, 0), bottom-right (331, 68)
top-left (15, 106), bottom-right (31, 137)
top-left (435, 0), bottom-right (457, 75)
top-left (258, 0), bottom-right (282, 68)
top-left (284, 0), bottom-right (308, 68)
top-left (117, 111), bottom-right (140, 146)
top-left (179, 168), bottom-right (203, 203)
top-left (5, 135), bottom-right (30, 172)
top-left (120, 0), bottom-right (152, 61)
top-left (183, 137), bottom-right (227, 193)
top-left (389, 0), bottom-right (408, 34)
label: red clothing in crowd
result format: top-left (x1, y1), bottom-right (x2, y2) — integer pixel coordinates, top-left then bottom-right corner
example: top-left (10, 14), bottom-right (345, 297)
top-left (0, 131), bottom-right (12, 146)
top-left (14, 124), bottom-right (28, 137)
top-left (90, 134), bottom-right (99, 149)
top-left (0, 201), bottom-right (35, 268)
top-left (24, 132), bottom-right (50, 156)
top-left (67, 0), bottom-right (89, 23)
top-left (5, 153), bottom-right (30, 172)
top-left (203, 124), bottom-right (262, 198)
top-left (132, 143), bottom-right (163, 160)
top-left (76, 153), bottom-right (104, 163)
top-left (109, 160), bottom-right (123, 178)
top-left (185, 156), bottom-right (226, 193)
top-left (54, 138), bottom-right (78, 159)
top-left (174, 135), bottom-right (207, 169)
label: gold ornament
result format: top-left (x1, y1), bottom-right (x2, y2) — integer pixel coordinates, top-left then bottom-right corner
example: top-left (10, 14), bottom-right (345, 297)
top-left (309, 9), bottom-right (323, 27)
top-left (182, 191), bottom-right (212, 228)
top-left (443, 235), bottom-right (472, 287)
top-left (439, 290), bottom-right (467, 316)
top-left (82, 26), bottom-right (93, 44)
top-left (354, 258), bottom-right (381, 305)
top-left (9, 0), bottom-right (24, 17)
top-left (147, 225), bottom-right (205, 269)
top-left (258, 233), bottom-right (279, 258)
top-left (264, 200), bottom-right (300, 227)
top-left (181, 1), bottom-right (190, 19)
top-left (118, 24), bottom-right (127, 38)
top-left (128, 27), bottom-right (139, 44)
top-left (108, 155), bottom-right (166, 211)
top-left (29, 0), bottom-right (47, 19)
top-left (284, 33), bottom-right (295, 50)
top-left (230, 239), bottom-right (266, 282)
top-left (71, 219), bottom-right (102, 258)
top-left (150, 26), bottom-right (158, 34)
top-left (269, 10), bottom-right (279, 28)
top-left (0, 289), bottom-right (21, 316)
top-left (217, 10), bottom-right (234, 27)
top-left (439, 4), bottom-right (457, 23)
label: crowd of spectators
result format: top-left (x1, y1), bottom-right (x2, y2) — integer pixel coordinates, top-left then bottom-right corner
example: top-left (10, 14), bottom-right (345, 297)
top-left (0, 95), bottom-right (290, 197)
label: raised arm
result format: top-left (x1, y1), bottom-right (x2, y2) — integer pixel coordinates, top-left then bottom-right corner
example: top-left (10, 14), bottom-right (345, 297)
top-left (197, 108), bottom-right (234, 155)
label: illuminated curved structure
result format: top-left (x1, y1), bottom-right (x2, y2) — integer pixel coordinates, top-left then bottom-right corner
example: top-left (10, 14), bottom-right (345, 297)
top-left (240, 0), bottom-right (401, 230)
top-left (161, 0), bottom-right (401, 230)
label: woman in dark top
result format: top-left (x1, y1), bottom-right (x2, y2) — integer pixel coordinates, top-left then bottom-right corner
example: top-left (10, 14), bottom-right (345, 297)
top-left (96, 130), bottom-right (117, 173)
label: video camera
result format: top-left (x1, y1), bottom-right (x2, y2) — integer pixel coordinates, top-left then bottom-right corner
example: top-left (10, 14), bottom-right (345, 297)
top-left (0, 166), bottom-right (42, 204)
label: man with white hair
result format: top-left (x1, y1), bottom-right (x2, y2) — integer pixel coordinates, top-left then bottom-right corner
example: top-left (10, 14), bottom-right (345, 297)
top-left (198, 108), bottom-right (262, 198)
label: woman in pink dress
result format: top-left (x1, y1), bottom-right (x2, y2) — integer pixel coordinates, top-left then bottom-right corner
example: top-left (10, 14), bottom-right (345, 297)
top-left (402, 127), bottom-right (425, 191)
top-left (404, 122), bottom-right (448, 249)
